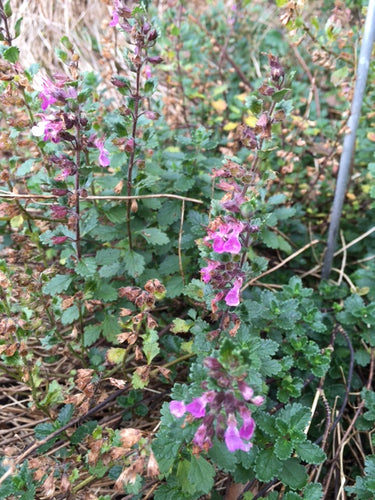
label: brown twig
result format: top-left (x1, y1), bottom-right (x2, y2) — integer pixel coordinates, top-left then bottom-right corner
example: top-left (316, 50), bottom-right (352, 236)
top-left (188, 14), bottom-right (253, 90)
top-left (0, 191), bottom-right (203, 204)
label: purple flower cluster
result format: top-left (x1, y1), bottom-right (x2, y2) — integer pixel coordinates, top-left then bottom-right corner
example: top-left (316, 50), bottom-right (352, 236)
top-left (201, 216), bottom-right (246, 308)
top-left (169, 358), bottom-right (264, 453)
top-left (31, 74), bottom-right (110, 168)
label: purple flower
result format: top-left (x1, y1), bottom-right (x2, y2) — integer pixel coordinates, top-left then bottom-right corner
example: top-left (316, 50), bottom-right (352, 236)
top-left (238, 406), bottom-right (255, 441)
top-left (169, 392), bottom-right (214, 420)
top-left (192, 423), bottom-right (212, 450)
top-left (208, 220), bottom-right (244, 255)
top-left (224, 414), bottom-right (252, 452)
top-left (186, 395), bottom-right (209, 418)
top-left (201, 260), bottom-right (220, 284)
top-left (225, 278), bottom-right (243, 307)
top-left (39, 76), bottom-right (77, 110)
top-left (95, 137), bottom-right (110, 167)
top-left (169, 400), bottom-right (186, 418)
top-left (32, 115), bottom-right (65, 143)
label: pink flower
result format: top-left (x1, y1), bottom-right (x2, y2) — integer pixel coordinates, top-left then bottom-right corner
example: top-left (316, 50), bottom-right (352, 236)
top-left (193, 423), bottom-right (213, 450)
top-left (32, 115), bottom-right (65, 143)
top-left (238, 407), bottom-right (255, 441)
top-left (225, 278), bottom-right (243, 307)
top-left (208, 220), bottom-right (244, 255)
top-left (95, 137), bottom-right (110, 167)
top-left (169, 400), bottom-right (186, 418)
top-left (39, 76), bottom-right (77, 110)
top-left (200, 260), bottom-right (220, 284)
top-left (237, 381), bottom-right (254, 401)
top-left (224, 414), bottom-right (252, 452)
top-left (186, 395), bottom-right (208, 418)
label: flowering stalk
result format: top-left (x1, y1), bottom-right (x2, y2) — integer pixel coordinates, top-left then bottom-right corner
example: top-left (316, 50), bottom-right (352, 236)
top-left (170, 357), bottom-right (264, 453)
top-left (200, 54), bottom-right (287, 324)
top-left (170, 55), bottom-right (288, 452)
top-left (31, 66), bottom-right (110, 260)
top-left (110, 1), bottom-right (162, 251)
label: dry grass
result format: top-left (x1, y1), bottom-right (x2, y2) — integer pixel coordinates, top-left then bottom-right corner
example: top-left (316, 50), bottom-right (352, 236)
top-left (10, 0), bottom-right (111, 72)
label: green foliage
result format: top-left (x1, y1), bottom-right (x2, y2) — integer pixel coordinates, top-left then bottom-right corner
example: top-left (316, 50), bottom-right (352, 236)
top-left (0, 0), bottom-right (374, 498)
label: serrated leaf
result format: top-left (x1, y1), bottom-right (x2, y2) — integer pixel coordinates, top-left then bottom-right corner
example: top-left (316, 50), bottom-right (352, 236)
top-left (295, 441), bottom-right (326, 464)
top-left (102, 314), bottom-right (121, 342)
top-left (34, 422), bottom-right (55, 440)
top-left (57, 404), bottom-right (74, 425)
top-left (76, 257), bottom-right (97, 277)
top-left (139, 227), bottom-right (170, 245)
top-left (255, 448), bottom-right (282, 482)
top-left (124, 250), bottom-right (145, 278)
top-left (70, 421), bottom-right (98, 445)
top-left (275, 436), bottom-right (293, 460)
top-left (93, 282), bottom-right (118, 303)
top-left (61, 304), bottom-right (80, 325)
top-left (208, 438), bottom-right (238, 472)
top-left (188, 456), bottom-right (215, 495)
top-left (281, 458), bottom-right (308, 489)
top-left (171, 318), bottom-right (191, 333)
top-left (106, 347), bottom-right (127, 364)
top-left (302, 482), bottom-right (323, 499)
top-left (95, 248), bottom-right (121, 265)
top-left (99, 262), bottom-right (121, 278)
top-left (83, 324), bottom-right (102, 347)
top-left (43, 275), bottom-right (73, 300)
top-left (142, 329), bottom-right (160, 364)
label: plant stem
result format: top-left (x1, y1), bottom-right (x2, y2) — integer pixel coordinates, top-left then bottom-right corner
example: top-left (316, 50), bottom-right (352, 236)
top-left (126, 63), bottom-right (142, 251)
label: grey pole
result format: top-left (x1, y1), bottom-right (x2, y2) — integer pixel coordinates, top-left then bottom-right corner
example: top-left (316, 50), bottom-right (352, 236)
top-left (321, 0), bottom-right (375, 280)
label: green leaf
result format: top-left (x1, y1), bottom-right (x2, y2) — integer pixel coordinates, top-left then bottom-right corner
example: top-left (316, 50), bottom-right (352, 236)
top-left (106, 347), bottom-right (127, 364)
top-left (83, 324), bottom-right (102, 347)
top-left (176, 459), bottom-right (192, 493)
top-left (34, 422), bottom-right (55, 440)
top-left (42, 274), bottom-right (73, 296)
top-left (57, 404), bottom-right (74, 425)
top-left (142, 329), bottom-right (160, 364)
top-left (208, 438), bottom-right (238, 472)
top-left (275, 436), bottom-right (293, 460)
top-left (13, 16), bottom-right (22, 38)
top-left (95, 282), bottom-right (118, 302)
top-left (70, 421), bottom-right (98, 445)
top-left (171, 318), bottom-right (191, 334)
top-left (95, 248), bottom-right (121, 265)
top-left (61, 304), bottom-right (80, 325)
top-left (139, 227), bottom-right (170, 245)
top-left (76, 257), bottom-right (97, 277)
top-left (255, 448), bottom-right (282, 482)
top-left (124, 250), bottom-right (145, 278)
top-left (4, 1), bottom-right (12, 17)
top-left (272, 88), bottom-right (290, 103)
top-left (39, 380), bottom-right (64, 406)
top-left (294, 441), bottom-right (326, 464)
top-left (302, 482), bottom-right (323, 499)
top-left (102, 314), bottom-right (121, 342)
top-left (188, 456), bottom-right (215, 495)
top-left (98, 262), bottom-right (121, 278)
top-left (281, 458), bottom-right (308, 489)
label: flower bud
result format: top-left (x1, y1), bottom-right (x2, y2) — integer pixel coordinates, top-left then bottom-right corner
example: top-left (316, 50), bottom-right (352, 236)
top-left (147, 56), bottom-right (163, 65)
top-left (142, 21), bottom-right (151, 34)
top-left (125, 137), bottom-right (135, 153)
top-left (148, 29), bottom-right (158, 41)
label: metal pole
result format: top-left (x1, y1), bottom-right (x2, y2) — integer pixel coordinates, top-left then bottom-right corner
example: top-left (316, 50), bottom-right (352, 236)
top-left (321, 0), bottom-right (375, 280)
